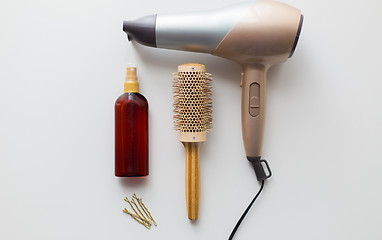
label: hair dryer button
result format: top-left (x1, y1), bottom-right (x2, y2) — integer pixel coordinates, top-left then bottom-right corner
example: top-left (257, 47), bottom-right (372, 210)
top-left (249, 83), bottom-right (260, 117)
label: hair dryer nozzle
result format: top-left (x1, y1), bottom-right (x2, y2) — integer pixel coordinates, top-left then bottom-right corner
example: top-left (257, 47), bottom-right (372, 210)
top-left (123, 15), bottom-right (157, 48)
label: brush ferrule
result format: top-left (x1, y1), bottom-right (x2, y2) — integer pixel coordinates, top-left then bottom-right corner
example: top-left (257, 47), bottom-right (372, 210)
top-left (179, 132), bottom-right (206, 143)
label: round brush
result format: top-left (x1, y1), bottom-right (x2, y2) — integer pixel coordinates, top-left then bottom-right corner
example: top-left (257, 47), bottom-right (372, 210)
top-left (173, 63), bottom-right (212, 220)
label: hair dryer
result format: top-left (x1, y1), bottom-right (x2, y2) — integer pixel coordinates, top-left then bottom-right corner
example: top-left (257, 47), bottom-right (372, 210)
top-left (123, 0), bottom-right (303, 180)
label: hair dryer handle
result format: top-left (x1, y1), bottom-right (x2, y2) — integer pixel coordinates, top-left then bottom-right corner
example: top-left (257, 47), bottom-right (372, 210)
top-left (241, 64), bottom-right (268, 159)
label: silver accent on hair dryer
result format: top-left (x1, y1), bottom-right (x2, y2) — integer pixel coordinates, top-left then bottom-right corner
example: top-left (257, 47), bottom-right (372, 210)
top-left (156, 1), bottom-right (256, 53)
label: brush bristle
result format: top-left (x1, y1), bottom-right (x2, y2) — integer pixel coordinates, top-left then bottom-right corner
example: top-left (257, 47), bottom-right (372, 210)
top-left (173, 66), bottom-right (212, 133)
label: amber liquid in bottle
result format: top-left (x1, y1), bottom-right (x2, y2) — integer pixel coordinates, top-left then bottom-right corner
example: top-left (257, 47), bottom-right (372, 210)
top-left (115, 67), bottom-right (148, 177)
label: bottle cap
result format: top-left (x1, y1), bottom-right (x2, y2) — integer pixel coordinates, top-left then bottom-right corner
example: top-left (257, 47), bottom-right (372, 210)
top-left (124, 67), bottom-right (139, 93)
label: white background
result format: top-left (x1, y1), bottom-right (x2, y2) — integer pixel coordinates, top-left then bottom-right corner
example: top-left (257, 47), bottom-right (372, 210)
top-left (1, 0), bottom-right (382, 239)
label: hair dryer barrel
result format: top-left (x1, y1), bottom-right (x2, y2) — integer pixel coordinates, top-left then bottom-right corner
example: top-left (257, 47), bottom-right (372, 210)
top-left (123, 0), bottom-right (302, 63)
top-left (123, 1), bottom-right (255, 53)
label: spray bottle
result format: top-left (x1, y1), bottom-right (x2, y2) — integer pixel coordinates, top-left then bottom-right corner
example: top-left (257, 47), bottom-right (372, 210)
top-left (115, 67), bottom-right (148, 177)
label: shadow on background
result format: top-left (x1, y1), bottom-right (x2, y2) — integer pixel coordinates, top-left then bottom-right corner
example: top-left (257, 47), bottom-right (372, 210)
top-left (131, 41), bottom-right (243, 86)
top-left (118, 176), bottom-right (149, 189)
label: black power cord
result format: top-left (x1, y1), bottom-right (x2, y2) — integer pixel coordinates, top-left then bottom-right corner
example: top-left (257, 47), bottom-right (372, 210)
top-left (228, 180), bottom-right (265, 240)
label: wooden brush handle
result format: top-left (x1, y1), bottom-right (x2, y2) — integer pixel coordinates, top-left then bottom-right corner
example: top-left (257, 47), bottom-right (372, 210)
top-left (184, 142), bottom-right (200, 220)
